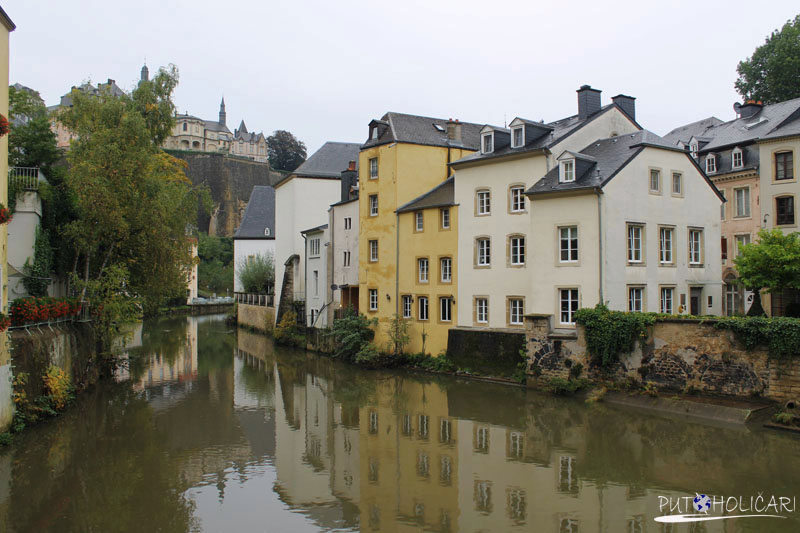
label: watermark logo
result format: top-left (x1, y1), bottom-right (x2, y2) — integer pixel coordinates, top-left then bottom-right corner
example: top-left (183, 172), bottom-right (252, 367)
top-left (656, 493), bottom-right (795, 524)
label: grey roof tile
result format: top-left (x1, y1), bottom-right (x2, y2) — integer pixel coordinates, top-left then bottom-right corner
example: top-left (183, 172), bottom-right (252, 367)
top-left (362, 112), bottom-right (484, 150)
top-left (293, 141), bottom-right (361, 178)
top-left (697, 97), bottom-right (800, 152)
top-left (234, 186), bottom-right (275, 239)
top-left (662, 116), bottom-right (723, 146)
top-left (396, 176), bottom-right (455, 213)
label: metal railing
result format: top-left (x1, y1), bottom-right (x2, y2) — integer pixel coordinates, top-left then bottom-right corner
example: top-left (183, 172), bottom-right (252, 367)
top-left (235, 292), bottom-right (275, 307)
top-left (9, 167), bottom-right (41, 191)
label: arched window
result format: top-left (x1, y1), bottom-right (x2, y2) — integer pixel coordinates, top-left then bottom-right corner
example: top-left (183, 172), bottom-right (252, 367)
top-left (182, 122), bottom-right (187, 132)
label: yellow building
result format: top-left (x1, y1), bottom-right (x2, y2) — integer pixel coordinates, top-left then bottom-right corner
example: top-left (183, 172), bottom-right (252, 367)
top-left (0, 5), bottom-right (13, 312)
top-left (358, 113), bottom-right (480, 355)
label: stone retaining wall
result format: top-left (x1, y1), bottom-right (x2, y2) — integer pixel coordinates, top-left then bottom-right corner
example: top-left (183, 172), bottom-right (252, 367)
top-left (447, 327), bottom-right (525, 377)
top-left (237, 304), bottom-right (275, 334)
top-left (524, 315), bottom-right (800, 402)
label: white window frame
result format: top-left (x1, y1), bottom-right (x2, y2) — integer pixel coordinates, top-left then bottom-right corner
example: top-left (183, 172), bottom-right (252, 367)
top-left (477, 238), bottom-right (491, 266)
top-left (649, 169), bottom-right (661, 193)
top-left (344, 217), bottom-right (352, 230)
top-left (343, 250), bottom-right (351, 267)
top-left (706, 154), bottom-right (716, 173)
top-left (732, 148), bottom-right (743, 169)
top-left (690, 142), bottom-right (698, 158)
top-left (369, 239), bottom-right (378, 262)
top-left (418, 297), bottom-right (429, 321)
top-left (720, 189), bottom-right (726, 221)
top-left (660, 287), bottom-right (674, 314)
top-left (559, 289), bottom-right (579, 325)
top-left (476, 298), bottom-right (488, 324)
top-left (735, 233), bottom-right (751, 258)
top-left (402, 295), bottom-right (412, 318)
top-left (481, 132), bottom-right (494, 154)
top-left (672, 172), bottom-right (682, 196)
top-left (440, 297), bottom-right (452, 322)
top-left (369, 289), bottom-right (378, 311)
top-left (659, 227), bottom-right (673, 264)
top-left (734, 187), bottom-right (751, 218)
top-left (510, 236), bottom-right (525, 265)
top-left (441, 208), bottom-right (450, 229)
top-left (418, 258), bottom-right (429, 283)
top-left (415, 211), bottom-right (424, 231)
top-left (309, 238), bottom-right (321, 257)
top-left (559, 159), bottom-right (575, 183)
top-left (477, 190), bottom-right (491, 215)
top-left (369, 157), bottom-right (378, 179)
top-left (369, 194), bottom-right (378, 216)
top-left (511, 126), bottom-right (524, 148)
top-left (440, 257), bottom-right (452, 282)
top-left (689, 229), bottom-right (703, 265)
top-left (627, 224), bottom-right (643, 264)
top-left (559, 226), bottom-right (578, 263)
top-left (628, 286), bottom-right (643, 313)
top-left (509, 298), bottom-right (524, 325)
top-left (510, 186), bottom-right (525, 212)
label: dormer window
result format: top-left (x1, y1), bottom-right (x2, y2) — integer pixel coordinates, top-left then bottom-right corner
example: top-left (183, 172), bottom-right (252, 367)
top-left (732, 147), bottom-right (743, 169)
top-left (512, 126), bottom-right (524, 148)
top-left (481, 132), bottom-right (494, 154)
top-left (560, 159), bottom-right (575, 183)
top-left (706, 154), bottom-right (716, 174)
top-left (371, 127), bottom-right (379, 140)
top-left (690, 142), bottom-right (698, 158)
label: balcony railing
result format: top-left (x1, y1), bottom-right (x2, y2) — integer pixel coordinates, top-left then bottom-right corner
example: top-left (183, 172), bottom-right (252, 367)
top-left (235, 292), bottom-right (275, 307)
top-left (9, 167), bottom-right (41, 191)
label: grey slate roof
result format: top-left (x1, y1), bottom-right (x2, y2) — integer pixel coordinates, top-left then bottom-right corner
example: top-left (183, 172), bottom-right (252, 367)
top-left (662, 116), bottom-right (723, 146)
top-left (526, 130), bottom-right (689, 196)
top-left (234, 186), bottom-right (275, 239)
top-left (698, 97), bottom-right (800, 152)
top-left (362, 112), bottom-right (484, 150)
top-left (396, 176), bottom-right (455, 213)
top-left (204, 120), bottom-right (231, 133)
top-left (452, 104), bottom-right (638, 166)
top-left (300, 223), bottom-right (328, 234)
top-left (293, 141), bottom-right (361, 178)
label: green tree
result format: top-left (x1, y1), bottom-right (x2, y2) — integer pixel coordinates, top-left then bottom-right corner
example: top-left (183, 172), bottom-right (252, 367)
top-left (197, 232), bottom-right (233, 295)
top-left (58, 65), bottom-right (206, 316)
top-left (386, 314), bottom-right (410, 355)
top-left (735, 15), bottom-right (800, 103)
top-left (267, 130), bottom-right (307, 171)
top-left (329, 307), bottom-right (378, 363)
top-left (735, 229), bottom-right (800, 315)
top-left (21, 226), bottom-right (52, 297)
top-left (235, 252), bottom-right (274, 293)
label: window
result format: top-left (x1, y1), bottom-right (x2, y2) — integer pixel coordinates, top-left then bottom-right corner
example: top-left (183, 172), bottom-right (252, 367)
top-left (343, 250), bottom-right (351, 267)
top-left (627, 224), bottom-right (643, 263)
top-left (440, 208), bottom-right (450, 229)
top-left (510, 186), bottom-right (525, 212)
top-left (440, 297), bottom-right (452, 322)
top-left (475, 426), bottom-right (489, 452)
top-left (649, 169), bottom-right (661, 193)
top-left (477, 238), bottom-right (491, 266)
top-left (418, 258), bottom-right (429, 282)
top-left (344, 217), bottom-right (352, 230)
top-left (560, 289), bottom-right (579, 325)
top-left (418, 297), bottom-right (429, 320)
top-left (371, 127), bottom-right (379, 140)
top-left (734, 187), bottom-right (750, 217)
top-left (482, 132), bottom-right (493, 153)
top-left (559, 226), bottom-right (578, 263)
top-left (776, 196), bottom-right (795, 225)
top-left (509, 298), bottom-right (524, 325)
top-left (369, 157), bottom-right (378, 179)
top-left (689, 229), bottom-right (703, 265)
top-left (660, 287), bottom-right (674, 314)
top-left (512, 127), bottom-right (524, 148)
top-left (776, 151), bottom-right (794, 180)
top-left (672, 172), bottom-right (682, 196)
top-left (369, 289), bottom-right (378, 311)
top-left (475, 298), bottom-right (488, 323)
top-left (313, 270), bottom-right (319, 296)
top-left (477, 190), bottom-right (491, 215)
top-left (369, 194), bottom-right (378, 216)
top-left (509, 236), bottom-right (525, 265)
top-left (415, 211), bottom-right (424, 231)
top-left (628, 286), bottom-right (643, 312)
top-left (369, 240), bottom-right (378, 262)
top-left (659, 227), bottom-right (673, 264)
top-left (560, 159), bottom-right (575, 183)
top-left (440, 257), bottom-right (452, 282)
top-left (690, 142), bottom-right (698, 158)
top-left (720, 189), bottom-right (726, 220)
top-left (735, 234), bottom-right (751, 257)
top-left (722, 235), bottom-right (728, 261)
top-left (309, 238), bottom-right (321, 257)
top-left (182, 122), bottom-right (187, 131)
top-left (402, 295), bottom-right (412, 318)
top-left (706, 154), bottom-right (716, 173)
top-left (732, 148), bottom-right (743, 169)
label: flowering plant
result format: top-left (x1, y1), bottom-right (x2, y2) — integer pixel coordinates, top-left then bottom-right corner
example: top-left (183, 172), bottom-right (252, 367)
top-left (0, 204), bottom-right (11, 225)
top-left (0, 114), bottom-right (8, 137)
top-left (9, 296), bottom-right (82, 325)
top-left (0, 313), bottom-right (10, 332)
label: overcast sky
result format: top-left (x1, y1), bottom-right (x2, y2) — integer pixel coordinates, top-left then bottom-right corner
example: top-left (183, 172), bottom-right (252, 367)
top-left (5, 1), bottom-right (799, 154)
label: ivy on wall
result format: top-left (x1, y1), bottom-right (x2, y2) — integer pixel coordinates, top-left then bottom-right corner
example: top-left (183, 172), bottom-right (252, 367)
top-left (575, 304), bottom-right (655, 370)
top-left (715, 316), bottom-right (800, 361)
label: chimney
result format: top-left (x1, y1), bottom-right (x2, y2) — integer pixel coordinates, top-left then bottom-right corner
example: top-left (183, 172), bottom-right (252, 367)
top-left (611, 94), bottom-right (636, 121)
top-left (107, 79), bottom-right (114, 85)
top-left (340, 163), bottom-right (358, 202)
top-left (737, 99), bottom-right (763, 119)
top-left (348, 160), bottom-right (356, 171)
top-left (577, 85), bottom-right (602, 120)
top-left (446, 118), bottom-right (462, 143)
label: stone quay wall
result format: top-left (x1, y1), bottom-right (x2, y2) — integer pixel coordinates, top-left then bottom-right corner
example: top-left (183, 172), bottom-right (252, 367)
top-left (524, 315), bottom-right (800, 402)
top-left (238, 303), bottom-right (275, 334)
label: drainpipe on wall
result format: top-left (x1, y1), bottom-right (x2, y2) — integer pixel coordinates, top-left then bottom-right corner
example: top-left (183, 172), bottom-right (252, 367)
top-left (596, 188), bottom-right (604, 304)
top-left (395, 212), bottom-right (400, 318)
top-left (302, 233), bottom-right (308, 326)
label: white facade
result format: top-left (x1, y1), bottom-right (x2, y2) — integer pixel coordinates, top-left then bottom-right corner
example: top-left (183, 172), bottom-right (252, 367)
top-left (274, 177), bottom-right (341, 317)
top-left (327, 199), bottom-right (359, 322)
top-left (303, 226), bottom-right (329, 327)
top-left (454, 107), bottom-right (639, 330)
top-left (233, 238), bottom-right (276, 292)
top-left (7, 190), bottom-right (41, 300)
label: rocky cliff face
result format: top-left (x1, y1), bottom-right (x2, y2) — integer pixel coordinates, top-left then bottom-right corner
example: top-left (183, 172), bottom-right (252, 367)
top-left (167, 151), bottom-right (287, 237)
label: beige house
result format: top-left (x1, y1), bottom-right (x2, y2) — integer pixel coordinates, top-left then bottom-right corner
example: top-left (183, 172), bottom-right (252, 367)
top-left (0, 3), bottom-right (13, 433)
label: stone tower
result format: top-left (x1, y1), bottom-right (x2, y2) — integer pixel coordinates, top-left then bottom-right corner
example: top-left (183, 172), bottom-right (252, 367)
top-left (219, 97), bottom-right (226, 126)
top-left (140, 63), bottom-right (149, 85)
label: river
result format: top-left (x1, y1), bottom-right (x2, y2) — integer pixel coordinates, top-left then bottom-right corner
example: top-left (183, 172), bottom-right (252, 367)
top-left (0, 314), bottom-right (798, 532)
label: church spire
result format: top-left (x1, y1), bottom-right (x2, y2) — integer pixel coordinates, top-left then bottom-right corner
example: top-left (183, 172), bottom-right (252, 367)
top-left (219, 97), bottom-right (226, 126)
top-left (139, 61), bottom-right (149, 86)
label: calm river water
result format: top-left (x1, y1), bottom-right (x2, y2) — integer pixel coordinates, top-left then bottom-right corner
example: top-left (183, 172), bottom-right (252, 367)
top-left (0, 314), bottom-right (798, 532)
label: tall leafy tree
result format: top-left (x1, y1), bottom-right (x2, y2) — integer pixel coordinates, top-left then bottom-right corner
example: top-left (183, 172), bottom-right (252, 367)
top-left (735, 229), bottom-right (800, 316)
top-left (267, 130), bottom-right (307, 171)
top-left (735, 15), bottom-right (800, 103)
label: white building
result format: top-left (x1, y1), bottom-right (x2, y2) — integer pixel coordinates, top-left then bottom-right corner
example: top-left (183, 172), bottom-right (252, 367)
top-left (233, 186), bottom-right (276, 293)
top-left (302, 224), bottom-right (329, 327)
top-left (452, 86), bottom-right (640, 330)
top-left (327, 162), bottom-right (360, 323)
top-left (274, 142), bottom-right (360, 323)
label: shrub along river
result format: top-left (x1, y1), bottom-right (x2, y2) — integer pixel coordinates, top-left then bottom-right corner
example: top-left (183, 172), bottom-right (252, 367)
top-left (0, 314), bottom-right (798, 532)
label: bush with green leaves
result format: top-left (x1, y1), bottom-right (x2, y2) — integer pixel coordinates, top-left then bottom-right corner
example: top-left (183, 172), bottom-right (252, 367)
top-left (236, 252), bottom-right (275, 294)
top-left (329, 307), bottom-right (378, 363)
top-left (715, 315), bottom-right (800, 362)
top-left (575, 304), bottom-right (655, 370)
top-left (274, 310), bottom-right (304, 347)
top-left (386, 314), bottom-right (411, 355)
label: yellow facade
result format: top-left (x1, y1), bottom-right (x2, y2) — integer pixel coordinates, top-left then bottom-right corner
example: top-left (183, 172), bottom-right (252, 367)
top-left (0, 8), bottom-right (12, 312)
top-left (358, 142), bottom-right (473, 355)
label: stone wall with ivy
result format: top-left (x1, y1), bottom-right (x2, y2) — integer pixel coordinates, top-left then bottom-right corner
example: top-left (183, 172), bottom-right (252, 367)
top-left (525, 314), bottom-right (800, 401)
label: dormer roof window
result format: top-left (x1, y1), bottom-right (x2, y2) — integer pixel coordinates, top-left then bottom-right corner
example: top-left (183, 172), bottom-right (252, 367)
top-left (371, 127), bottom-right (379, 140)
top-left (732, 147), bottom-right (743, 169)
top-left (511, 126), bottom-right (524, 148)
top-left (481, 132), bottom-right (494, 154)
top-left (690, 142), bottom-right (698, 159)
top-left (706, 154), bottom-right (716, 174)
top-left (559, 158), bottom-right (576, 183)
